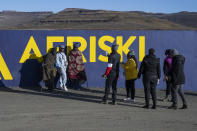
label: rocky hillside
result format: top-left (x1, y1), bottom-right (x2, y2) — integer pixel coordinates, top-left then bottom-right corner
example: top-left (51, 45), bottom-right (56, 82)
top-left (1, 9), bottom-right (197, 30)
top-left (0, 11), bottom-right (53, 29)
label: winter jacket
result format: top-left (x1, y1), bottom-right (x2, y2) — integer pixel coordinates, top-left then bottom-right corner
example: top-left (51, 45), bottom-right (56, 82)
top-left (163, 56), bottom-right (173, 76)
top-left (121, 58), bottom-right (138, 80)
top-left (171, 55), bottom-right (185, 85)
top-left (138, 54), bottom-right (161, 80)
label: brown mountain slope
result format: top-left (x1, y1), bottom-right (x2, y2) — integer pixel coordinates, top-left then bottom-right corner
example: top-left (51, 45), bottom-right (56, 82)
top-left (0, 11), bottom-right (53, 29)
top-left (153, 11), bottom-right (197, 28)
top-left (1, 8), bottom-right (197, 30)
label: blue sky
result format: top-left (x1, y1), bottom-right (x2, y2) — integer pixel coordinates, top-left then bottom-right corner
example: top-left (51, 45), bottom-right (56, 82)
top-left (0, 0), bottom-right (197, 13)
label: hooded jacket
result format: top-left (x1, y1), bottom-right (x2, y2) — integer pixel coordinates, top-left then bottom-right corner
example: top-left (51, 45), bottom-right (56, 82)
top-left (121, 58), bottom-right (138, 80)
top-left (138, 54), bottom-right (161, 80)
top-left (171, 55), bottom-right (185, 85)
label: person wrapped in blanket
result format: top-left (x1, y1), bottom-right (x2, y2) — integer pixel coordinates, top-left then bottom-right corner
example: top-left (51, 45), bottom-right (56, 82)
top-left (42, 48), bottom-right (57, 92)
top-left (68, 43), bottom-right (86, 90)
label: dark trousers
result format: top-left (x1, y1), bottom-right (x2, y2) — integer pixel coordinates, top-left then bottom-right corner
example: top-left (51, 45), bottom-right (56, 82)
top-left (103, 75), bottom-right (117, 103)
top-left (165, 80), bottom-right (173, 97)
top-left (143, 77), bottom-right (157, 106)
top-left (71, 79), bottom-right (79, 89)
top-left (172, 84), bottom-right (187, 106)
top-left (125, 79), bottom-right (136, 99)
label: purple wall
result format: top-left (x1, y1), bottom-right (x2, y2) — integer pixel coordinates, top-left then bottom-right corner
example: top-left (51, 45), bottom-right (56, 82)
top-left (0, 30), bottom-right (196, 91)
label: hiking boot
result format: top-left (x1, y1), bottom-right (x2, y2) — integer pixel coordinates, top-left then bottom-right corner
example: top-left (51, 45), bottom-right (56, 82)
top-left (180, 105), bottom-right (188, 109)
top-left (112, 101), bottom-right (116, 105)
top-left (168, 105), bottom-right (177, 110)
top-left (142, 105), bottom-right (149, 109)
top-left (152, 105), bottom-right (156, 109)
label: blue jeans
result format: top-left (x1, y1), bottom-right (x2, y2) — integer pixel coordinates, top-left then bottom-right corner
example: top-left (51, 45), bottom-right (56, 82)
top-left (59, 68), bottom-right (67, 88)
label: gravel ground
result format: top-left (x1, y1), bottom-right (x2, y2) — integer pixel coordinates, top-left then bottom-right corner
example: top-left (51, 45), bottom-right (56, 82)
top-left (0, 87), bottom-right (197, 131)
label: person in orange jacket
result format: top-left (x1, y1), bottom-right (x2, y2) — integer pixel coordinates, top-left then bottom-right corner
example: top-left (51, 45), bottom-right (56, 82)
top-left (121, 50), bottom-right (138, 102)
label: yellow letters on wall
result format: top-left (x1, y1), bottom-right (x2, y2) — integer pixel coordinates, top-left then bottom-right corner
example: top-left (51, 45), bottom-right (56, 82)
top-left (90, 36), bottom-right (96, 62)
top-left (47, 36), bottom-right (64, 53)
top-left (139, 36), bottom-right (145, 62)
top-left (116, 36), bottom-right (136, 61)
top-left (98, 36), bottom-right (115, 62)
top-left (0, 53), bottom-right (13, 80)
top-left (19, 36), bottom-right (42, 63)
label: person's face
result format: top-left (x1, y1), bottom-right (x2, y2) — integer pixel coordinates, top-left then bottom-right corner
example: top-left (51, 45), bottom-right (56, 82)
top-left (60, 48), bottom-right (65, 52)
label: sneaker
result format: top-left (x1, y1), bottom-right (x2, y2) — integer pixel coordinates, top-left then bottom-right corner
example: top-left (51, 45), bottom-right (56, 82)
top-left (130, 99), bottom-right (135, 103)
top-left (59, 86), bottom-right (63, 90)
top-left (64, 86), bottom-right (68, 92)
top-left (123, 98), bottom-right (131, 101)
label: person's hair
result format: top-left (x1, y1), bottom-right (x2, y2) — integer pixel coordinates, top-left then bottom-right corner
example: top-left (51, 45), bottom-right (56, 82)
top-left (130, 55), bottom-right (138, 69)
top-left (165, 49), bottom-right (170, 56)
top-left (112, 45), bottom-right (118, 52)
top-left (149, 48), bottom-right (155, 55)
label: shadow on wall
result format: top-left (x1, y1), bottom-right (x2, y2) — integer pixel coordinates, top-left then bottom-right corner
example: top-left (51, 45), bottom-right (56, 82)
top-left (65, 45), bottom-right (72, 56)
top-left (19, 54), bottom-right (43, 90)
top-left (18, 46), bottom-right (72, 90)
top-left (0, 80), bottom-right (6, 87)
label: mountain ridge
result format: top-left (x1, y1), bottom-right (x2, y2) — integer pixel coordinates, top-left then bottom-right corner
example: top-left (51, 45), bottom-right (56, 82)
top-left (0, 8), bottom-right (197, 30)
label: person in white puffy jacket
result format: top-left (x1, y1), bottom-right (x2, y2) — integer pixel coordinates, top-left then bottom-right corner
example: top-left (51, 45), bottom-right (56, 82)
top-left (56, 45), bottom-right (68, 91)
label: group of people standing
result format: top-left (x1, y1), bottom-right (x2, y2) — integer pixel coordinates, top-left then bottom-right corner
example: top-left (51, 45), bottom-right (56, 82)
top-left (42, 43), bottom-right (188, 110)
top-left (102, 45), bottom-right (188, 109)
top-left (42, 43), bottom-right (86, 92)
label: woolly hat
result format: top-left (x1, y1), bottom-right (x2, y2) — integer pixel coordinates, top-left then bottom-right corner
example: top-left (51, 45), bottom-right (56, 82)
top-left (59, 45), bottom-right (65, 48)
top-left (173, 49), bottom-right (179, 56)
top-left (127, 49), bottom-right (135, 57)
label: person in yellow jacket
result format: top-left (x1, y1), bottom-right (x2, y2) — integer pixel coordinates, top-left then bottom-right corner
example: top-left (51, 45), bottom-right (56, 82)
top-left (121, 50), bottom-right (138, 102)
